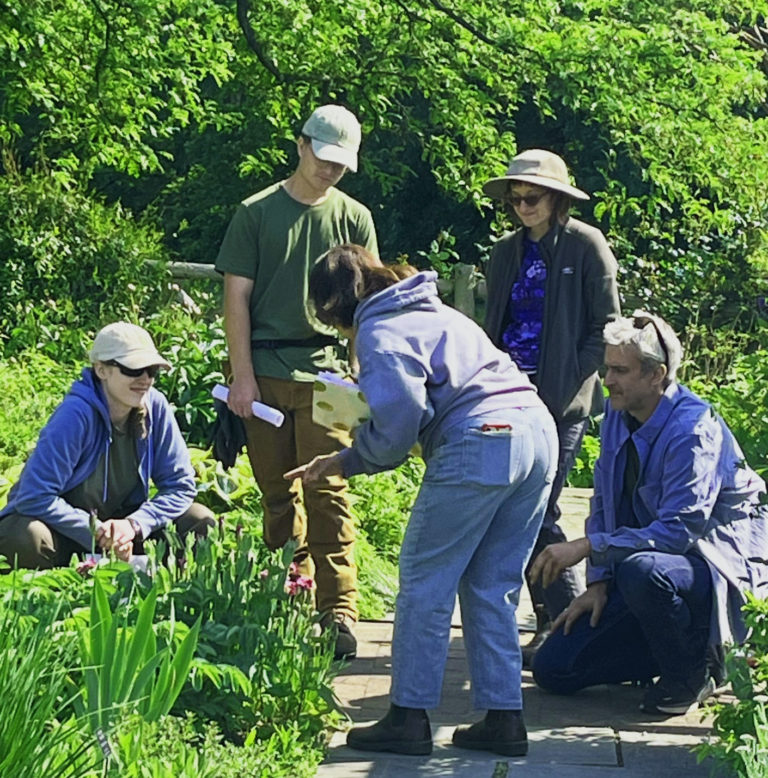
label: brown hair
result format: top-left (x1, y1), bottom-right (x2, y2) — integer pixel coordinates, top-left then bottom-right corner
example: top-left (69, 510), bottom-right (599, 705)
top-left (309, 244), bottom-right (418, 329)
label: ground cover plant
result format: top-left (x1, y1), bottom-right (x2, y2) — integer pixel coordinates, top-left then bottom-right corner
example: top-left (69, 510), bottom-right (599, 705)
top-left (0, 529), bottom-right (336, 777)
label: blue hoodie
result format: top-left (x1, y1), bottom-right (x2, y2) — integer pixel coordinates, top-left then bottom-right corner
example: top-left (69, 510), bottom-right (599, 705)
top-left (338, 271), bottom-right (544, 477)
top-left (0, 368), bottom-right (196, 549)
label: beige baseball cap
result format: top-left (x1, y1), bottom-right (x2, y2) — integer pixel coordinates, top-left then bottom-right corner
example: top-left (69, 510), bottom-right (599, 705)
top-left (89, 322), bottom-right (171, 369)
top-left (302, 105), bottom-right (361, 172)
top-left (483, 149), bottom-right (589, 201)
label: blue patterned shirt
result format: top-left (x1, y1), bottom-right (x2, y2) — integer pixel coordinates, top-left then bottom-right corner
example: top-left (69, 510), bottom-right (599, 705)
top-left (501, 238), bottom-right (547, 373)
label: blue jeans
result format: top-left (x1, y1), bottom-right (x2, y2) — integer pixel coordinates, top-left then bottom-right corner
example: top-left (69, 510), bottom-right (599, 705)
top-left (532, 551), bottom-right (713, 694)
top-left (526, 417), bottom-right (588, 621)
top-left (390, 405), bottom-right (557, 710)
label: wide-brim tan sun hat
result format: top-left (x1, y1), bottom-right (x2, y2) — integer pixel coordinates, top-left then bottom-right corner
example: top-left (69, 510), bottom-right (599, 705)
top-left (482, 149), bottom-right (590, 201)
top-left (89, 322), bottom-right (171, 370)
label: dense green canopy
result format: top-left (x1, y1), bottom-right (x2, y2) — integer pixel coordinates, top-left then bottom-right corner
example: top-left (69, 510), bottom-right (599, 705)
top-left (1, 0), bottom-right (767, 329)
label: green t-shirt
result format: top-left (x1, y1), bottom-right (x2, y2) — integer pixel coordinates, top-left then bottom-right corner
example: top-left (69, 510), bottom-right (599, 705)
top-left (63, 425), bottom-right (141, 521)
top-left (215, 183), bottom-right (378, 380)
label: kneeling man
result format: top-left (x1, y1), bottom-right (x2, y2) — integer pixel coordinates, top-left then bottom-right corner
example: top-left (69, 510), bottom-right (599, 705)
top-left (530, 311), bottom-right (768, 715)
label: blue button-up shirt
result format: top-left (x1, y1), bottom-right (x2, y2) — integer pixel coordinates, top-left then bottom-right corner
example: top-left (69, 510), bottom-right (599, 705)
top-left (586, 382), bottom-right (768, 643)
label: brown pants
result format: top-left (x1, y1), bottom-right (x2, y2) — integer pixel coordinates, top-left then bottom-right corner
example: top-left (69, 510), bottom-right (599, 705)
top-left (0, 502), bottom-right (215, 570)
top-left (245, 376), bottom-right (357, 620)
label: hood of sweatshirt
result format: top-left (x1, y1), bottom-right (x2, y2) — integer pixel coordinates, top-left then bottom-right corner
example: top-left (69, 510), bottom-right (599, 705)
top-left (69, 367), bottom-right (115, 431)
top-left (353, 270), bottom-right (440, 326)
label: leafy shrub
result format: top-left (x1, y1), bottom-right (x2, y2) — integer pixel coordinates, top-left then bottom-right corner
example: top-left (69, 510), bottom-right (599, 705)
top-left (149, 303), bottom-right (228, 446)
top-left (697, 593), bottom-right (768, 776)
top-left (0, 171), bottom-right (171, 360)
top-left (139, 528), bottom-right (339, 746)
top-left (568, 431), bottom-right (601, 489)
top-left (348, 458), bottom-right (424, 566)
top-left (0, 351), bottom-right (76, 471)
top-left (685, 326), bottom-right (768, 479)
top-left (0, 537), bottom-right (332, 777)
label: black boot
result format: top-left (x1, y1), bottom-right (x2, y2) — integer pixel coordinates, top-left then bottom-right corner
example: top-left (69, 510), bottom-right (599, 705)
top-left (522, 604), bottom-right (551, 670)
top-left (320, 612), bottom-right (358, 661)
top-left (347, 703), bottom-right (432, 755)
top-left (452, 709), bottom-right (528, 756)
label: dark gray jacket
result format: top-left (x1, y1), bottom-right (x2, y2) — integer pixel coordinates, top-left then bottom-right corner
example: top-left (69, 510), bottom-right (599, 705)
top-left (484, 218), bottom-right (620, 421)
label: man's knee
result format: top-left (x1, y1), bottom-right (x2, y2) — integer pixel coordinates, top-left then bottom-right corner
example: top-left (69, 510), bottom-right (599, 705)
top-left (531, 631), bottom-right (581, 695)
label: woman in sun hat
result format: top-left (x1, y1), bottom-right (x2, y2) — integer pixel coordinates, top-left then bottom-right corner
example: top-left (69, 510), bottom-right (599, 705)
top-left (0, 321), bottom-right (213, 568)
top-left (482, 149), bottom-right (621, 665)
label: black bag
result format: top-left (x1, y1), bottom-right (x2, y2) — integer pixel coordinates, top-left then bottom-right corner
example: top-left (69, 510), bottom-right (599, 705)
top-left (208, 399), bottom-right (247, 469)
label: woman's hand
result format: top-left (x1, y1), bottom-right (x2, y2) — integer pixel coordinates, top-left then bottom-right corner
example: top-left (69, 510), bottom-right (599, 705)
top-left (284, 454), bottom-right (343, 484)
top-left (96, 519), bottom-right (135, 561)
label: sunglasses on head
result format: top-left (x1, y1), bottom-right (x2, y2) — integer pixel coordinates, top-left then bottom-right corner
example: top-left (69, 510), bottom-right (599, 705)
top-left (632, 316), bottom-right (669, 367)
top-left (506, 192), bottom-right (549, 208)
top-left (106, 360), bottom-right (161, 379)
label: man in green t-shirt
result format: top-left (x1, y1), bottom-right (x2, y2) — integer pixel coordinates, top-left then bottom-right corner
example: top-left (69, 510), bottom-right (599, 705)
top-left (216, 105), bottom-right (378, 659)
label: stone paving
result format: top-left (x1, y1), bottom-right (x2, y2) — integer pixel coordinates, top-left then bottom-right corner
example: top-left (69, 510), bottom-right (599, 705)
top-left (316, 488), bottom-right (726, 777)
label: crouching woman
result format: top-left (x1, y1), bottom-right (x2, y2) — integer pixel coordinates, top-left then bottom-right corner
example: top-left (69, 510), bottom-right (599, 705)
top-left (286, 244), bottom-right (558, 757)
top-left (0, 322), bottom-right (214, 568)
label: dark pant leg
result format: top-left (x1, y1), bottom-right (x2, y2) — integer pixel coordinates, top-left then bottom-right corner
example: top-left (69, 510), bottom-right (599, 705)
top-left (138, 502), bottom-right (216, 557)
top-left (615, 551), bottom-right (712, 686)
top-left (0, 513), bottom-right (86, 570)
top-left (526, 417), bottom-right (589, 620)
top-left (532, 586), bottom-right (659, 694)
top-left (174, 502), bottom-right (216, 538)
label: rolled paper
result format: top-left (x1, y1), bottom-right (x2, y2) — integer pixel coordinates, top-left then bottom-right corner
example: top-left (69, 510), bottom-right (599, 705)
top-left (211, 384), bottom-right (285, 428)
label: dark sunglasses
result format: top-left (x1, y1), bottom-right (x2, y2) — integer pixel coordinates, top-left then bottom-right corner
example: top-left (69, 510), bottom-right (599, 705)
top-left (506, 192), bottom-right (549, 208)
top-left (106, 360), bottom-right (161, 379)
top-left (632, 315), bottom-right (669, 367)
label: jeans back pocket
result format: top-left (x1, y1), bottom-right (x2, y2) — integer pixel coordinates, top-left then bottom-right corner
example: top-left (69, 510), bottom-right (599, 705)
top-left (461, 426), bottom-right (529, 486)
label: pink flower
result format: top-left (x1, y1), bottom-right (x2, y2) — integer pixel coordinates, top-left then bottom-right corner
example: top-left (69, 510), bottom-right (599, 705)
top-left (76, 557), bottom-right (98, 577)
top-left (285, 564), bottom-right (315, 596)
top-left (259, 569), bottom-right (269, 579)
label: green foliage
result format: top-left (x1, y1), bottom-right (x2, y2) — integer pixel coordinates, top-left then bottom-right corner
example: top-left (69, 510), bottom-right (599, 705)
top-left (685, 325), bottom-right (768, 478)
top-left (149, 305), bottom-right (229, 445)
top-left (0, 351), bottom-right (75, 472)
top-left (188, 448), bottom-right (261, 516)
top-left (568, 432), bottom-right (601, 489)
top-left (0, 592), bottom-right (98, 778)
top-left (0, 540), bottom-right (330, 777)
top-left (1, 0), bottom-right (234, 179)
top-left (0, 172), bottom-right (171, 360)
top-left (697, 593), bottom-right (768, 776)
top-left (348, 458), bottom-right (424, 566)
top-left (138, 528), bottom-right (340, 745)
top-left (76, 578), bottom-right (201, 737)
top-left (415, 229), bottom-right (462, 277)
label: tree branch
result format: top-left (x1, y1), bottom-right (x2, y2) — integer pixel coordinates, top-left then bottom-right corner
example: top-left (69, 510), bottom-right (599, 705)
top-left (236, 0), bottom-right (294, 82)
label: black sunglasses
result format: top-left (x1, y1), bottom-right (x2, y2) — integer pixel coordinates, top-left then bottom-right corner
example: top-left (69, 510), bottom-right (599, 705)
top-left (106, 360), bottom-right (161, 379)
top-left (506, 192), bottom-right (549, 208)
top-left (632, 316), bottom-right (669, 367)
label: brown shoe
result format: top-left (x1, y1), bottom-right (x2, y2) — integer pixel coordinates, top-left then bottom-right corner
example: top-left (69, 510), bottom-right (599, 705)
top-left (452, 709), bottom-right (528, 756)
top-left (347, 704), bottom-right (432, 755)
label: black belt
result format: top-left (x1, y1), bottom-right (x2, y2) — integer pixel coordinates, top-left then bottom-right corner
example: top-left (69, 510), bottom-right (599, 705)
top-left (251, 335), bottom-right (338, 349)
